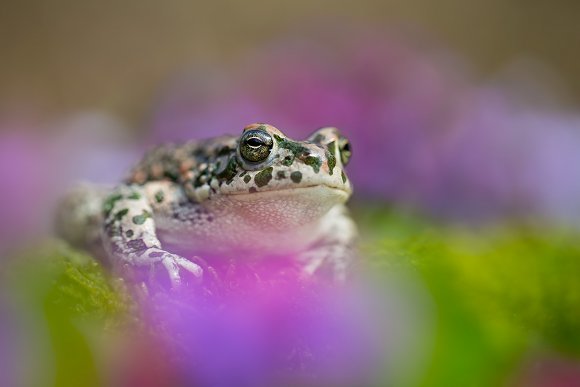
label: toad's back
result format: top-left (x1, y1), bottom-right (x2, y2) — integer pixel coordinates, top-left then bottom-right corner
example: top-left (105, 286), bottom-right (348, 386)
top-left (126, 135), bottom-right (238, 187)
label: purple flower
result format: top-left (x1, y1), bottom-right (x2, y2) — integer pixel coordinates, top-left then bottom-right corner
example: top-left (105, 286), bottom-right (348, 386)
top-left (52, 112), bottom-right (139, 184)
top-left (149, 27), bottom-right (466, 200)
top-left (149, 25), bottom-right (580, 223)
top-left (0, 296), bottom-right (51, 387)
top-left (0, 129), bottom-right (52, 252)
top-left (430, 89), bottom-right (580, 221)
top-left (0, 113), bottom-right (139, 253)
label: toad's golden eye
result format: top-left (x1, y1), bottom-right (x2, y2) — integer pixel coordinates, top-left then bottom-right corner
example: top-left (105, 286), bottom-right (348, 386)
top-left (338, 138), bottom-right (351, 166)
top-left (239, 129), bottom-right (274, 163)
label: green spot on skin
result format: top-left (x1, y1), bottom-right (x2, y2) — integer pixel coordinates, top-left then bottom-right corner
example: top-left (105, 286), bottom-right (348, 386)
top-left (282, 155), bottom-right (294, 166)
top-left (114, 208), bottom-right (129, 220)
top-left (132, 210), bottom-right (152, 225)
top-left (163, 169), bottom-right (179, 181)
top-left (127, 192), bottom-right (141, 200)
top-left (327, 141), bottom-right (336, 153)
top-left (304, 156), bottom-right (322, 173)
top-left (126, 230), bottom-right (134, 238)
top-left (276, 171), bottom-right (286, 180)
top-left (326, 141), bottom-right (337, 175)
top-left (216, 157), bottom-right (238, 181)
top-left (341, 171), bottom-right (347, 184)
top-left (103, 193), bottom-right (123, 216)
top-left (155, 190), bottom-right (164, 203)
top-left (290, 171), bottom-right (302, 183)
top-left (274, 135), bottom-right (310, 157)
top-left (254, 167), bottom-right (273, 187)
top-left (243, 175), bottom-right (252, 184)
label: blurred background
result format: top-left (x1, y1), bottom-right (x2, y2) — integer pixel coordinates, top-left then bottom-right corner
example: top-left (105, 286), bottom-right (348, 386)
top-left (1, 0), bottom-right (580, 120)
top-left (1, 1), bottom-right (580, 386)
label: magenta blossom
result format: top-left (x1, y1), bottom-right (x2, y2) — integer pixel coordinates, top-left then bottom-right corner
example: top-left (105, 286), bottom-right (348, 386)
top-left (0, 304), bottom-right (17, 387)
top-left (511, 354), bottom-right (580, 387)
top-left (140, 255), bottom-right (429, 387)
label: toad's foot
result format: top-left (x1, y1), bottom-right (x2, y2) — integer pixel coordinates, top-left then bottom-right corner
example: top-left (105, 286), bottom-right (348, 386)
top-left (298, 245), bottom-right (355, 282)
top-left (130, 248), bottom-right (203, 290)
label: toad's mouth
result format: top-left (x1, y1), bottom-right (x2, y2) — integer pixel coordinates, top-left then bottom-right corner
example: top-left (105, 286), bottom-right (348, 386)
top-left (225, 184), bottom-right (351, 201)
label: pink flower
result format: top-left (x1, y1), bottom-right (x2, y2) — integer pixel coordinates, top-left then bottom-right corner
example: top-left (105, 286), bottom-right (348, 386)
top-left (140, 255), bottom-right (429, 386)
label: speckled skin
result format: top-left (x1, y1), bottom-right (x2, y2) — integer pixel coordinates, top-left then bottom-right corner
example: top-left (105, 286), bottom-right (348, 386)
top-left (58, 124), bottom-right (356, 288)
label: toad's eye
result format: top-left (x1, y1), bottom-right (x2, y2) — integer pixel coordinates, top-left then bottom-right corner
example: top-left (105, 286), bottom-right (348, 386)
top-left (338, 138), bottom-right (351, 166)
top-left (239, 129), bottom-right (274, 163)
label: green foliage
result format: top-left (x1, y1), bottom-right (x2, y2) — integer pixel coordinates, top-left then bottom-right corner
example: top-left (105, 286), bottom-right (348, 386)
top-left (356, 205), bottom-right (580, 386)
top-left (8, 240), bottom-right (133, 320)
top-left (4, 241), bottom-right (133, 387)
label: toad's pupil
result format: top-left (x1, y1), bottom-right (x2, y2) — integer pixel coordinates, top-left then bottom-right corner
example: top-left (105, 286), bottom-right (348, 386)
top-left (342, 142), bottom-right (350, 153)
top-left (246, 137), bottom-right (264, 147)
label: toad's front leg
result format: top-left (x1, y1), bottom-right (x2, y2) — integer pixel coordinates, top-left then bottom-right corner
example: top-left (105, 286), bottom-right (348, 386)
top-left (298, 205), bottom-right (358, 282)
top-left (101, 183), bottom-right (203, 289)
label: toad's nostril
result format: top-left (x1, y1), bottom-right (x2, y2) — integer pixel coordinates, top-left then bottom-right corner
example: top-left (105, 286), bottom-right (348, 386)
top-left (299, 152), bottom-right (323, 173)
